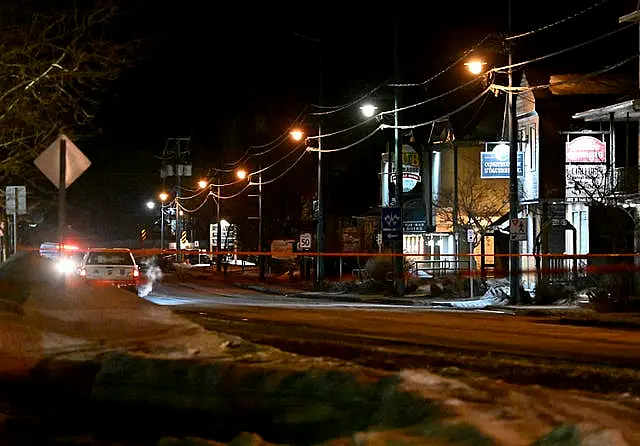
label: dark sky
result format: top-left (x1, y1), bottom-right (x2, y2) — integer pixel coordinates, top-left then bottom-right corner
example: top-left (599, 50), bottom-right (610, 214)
top-left (50, 0), bottom-right (640, 243)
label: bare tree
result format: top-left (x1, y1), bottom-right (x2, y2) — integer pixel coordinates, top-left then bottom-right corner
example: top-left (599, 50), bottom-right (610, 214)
top-left (435, 173), bottom-right (509, 247)
top-left (0, 1), bottom-right (139, 190)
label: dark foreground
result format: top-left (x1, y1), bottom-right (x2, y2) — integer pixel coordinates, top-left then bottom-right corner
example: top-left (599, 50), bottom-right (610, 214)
top-left (178, 305), bottom-right (640, 395)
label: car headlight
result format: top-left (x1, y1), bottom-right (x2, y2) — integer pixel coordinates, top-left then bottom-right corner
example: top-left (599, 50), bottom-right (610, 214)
top-left (57, 258), bottom-right (76, 274)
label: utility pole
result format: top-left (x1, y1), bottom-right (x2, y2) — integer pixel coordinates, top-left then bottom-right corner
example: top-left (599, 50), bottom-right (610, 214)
top-left (216, 167), bottom-right (222, 272)
top-left (160, 137), bottom-right (191, 262)
top-left (393, 14), bottom-right (405, 296)
top-left (249, 165), bottom-right (264, 279)
top-left (175, 141), bottom-right (182, 261)
top-left (316, 50), bottom-right (325, 287)
top-left (508, 0), bottom-right (520, 304)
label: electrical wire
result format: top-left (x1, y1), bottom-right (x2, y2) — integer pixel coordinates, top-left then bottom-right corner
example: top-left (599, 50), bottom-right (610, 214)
top-left (177, 194), bottom-right (212, 213)
top-left (174, 186), bottom-right (210, 201)
top-left (490, 23), bottom-right (635, 74)
top-left (249, 142), bottom-right (307, 176)
top-left (379, 75), bottom-right (486, 117)
top-left (212, 182), bottom-right (253, 200)
top-left (306, 75), bottom-right (486, 142)
top-left (380, 84), bottom-right (494, 130)
top-left (249, 149), bottom-right (310, 186)
top-left (205, 143), bottom-right (308, 188)
top-left (493, 53), bottom-right (639, 93)
top-left (506, 0), bottom-right (611, 41)
top-left (224, 105), bottom-right (308, 167)
top-left (306, 115), bottom-right (379, 140)
top-left (390, 34), bottom-right (492, 87)
top-left (306, 125), bottom-right (383, 154)
top-left (309, 77), bottom-right (393, 115)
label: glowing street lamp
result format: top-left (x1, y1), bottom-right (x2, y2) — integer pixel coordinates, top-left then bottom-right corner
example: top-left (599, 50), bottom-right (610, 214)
top-left (236, 169), bottom-right (248, 180)
top-left (360, 103), bottom-right (378, 118)
top-left (198, 179), bottom-right (208, 189)
top-left (159, 192), bottom-right (168, 250)
top-left (464, 59), bottom-right (486, 75)
top-left (146, 200), bottom-right (155, 210)
top-left (289, 129), bottom-right (304, 142)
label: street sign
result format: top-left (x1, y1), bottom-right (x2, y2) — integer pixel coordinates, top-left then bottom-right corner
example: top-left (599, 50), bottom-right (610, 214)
top-left (466, 228), bottom-right (474, 243)
top-left (510, 218), bottom-right (527, 242)
top-left (381, 207), bottom-right (401, 240)
top-left (34, 134), bottom-right (90, 189)
top-left (5, 186), bottom-right (26, 215)
top-left (299, 232), bottom-right (312, 250)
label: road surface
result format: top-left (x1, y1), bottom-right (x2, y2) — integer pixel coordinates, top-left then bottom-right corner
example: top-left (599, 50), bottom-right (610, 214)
top-left (145, 280), bottom-right (640, 393)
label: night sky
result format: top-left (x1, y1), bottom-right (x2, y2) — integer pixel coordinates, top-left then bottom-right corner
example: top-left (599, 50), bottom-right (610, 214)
top-left (30, 0), bottom-right (639, 244)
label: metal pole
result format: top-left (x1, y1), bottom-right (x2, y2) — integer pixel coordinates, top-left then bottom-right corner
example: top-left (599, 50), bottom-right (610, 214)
top-left (258, 168), bottom-right (265, 280)
top-left (175, 142), bottom-right (182, 261)
top-left (393, 14), bottom-right (405, 296)
top-left (316, 41), bottom-right (324, 287)
top-left (160, 201), bottom-right (164, 251)
top-left (508, 0), bottom-right (520, 304)
top-left (58, 136), bottom-right (66, 244)
top-left (453, 134), bottom-right (459, 266)
top-left (12, 211), bottom-right (17, 254)
top-left (469, 240), bottom-right (474, 297)
top-left (317, 125), bottom-right (324, 286)
top-left (217, 177), bottom-right (222, 272)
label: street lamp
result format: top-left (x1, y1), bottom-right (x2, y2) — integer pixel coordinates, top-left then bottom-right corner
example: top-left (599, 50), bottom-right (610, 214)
top-left (159, 192), bottom-right (168, 251)
top-left (198, 179), bottom-right (208, 189)
top-left (237, 167), bottom-right (264, 279)
top-left (146, 200), bottom-right (155, 210)
top-left (359, 103), bottom-right (378, 118)
top-left (289, 129), bottom-right (304, 142)
top-left (466, 52), bottom-right (520, 303)
top-left (464, 59), bottom-right (486, 75)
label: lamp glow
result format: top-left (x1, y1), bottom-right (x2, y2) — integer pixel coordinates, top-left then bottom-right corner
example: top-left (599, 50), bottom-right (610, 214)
top-left (289, 129), bottom-right (304, 141)
top-left (360, 103), bottom-right (378, 118)
top-left (465, 60), bottom-right (486, 75)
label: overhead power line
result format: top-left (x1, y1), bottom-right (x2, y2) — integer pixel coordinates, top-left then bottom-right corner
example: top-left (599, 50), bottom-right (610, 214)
top-left (506, 0), bottom-right (612, 41)
top-left (491, 23), bottom-right (635, 73)
top-left (390, 34), bottom-right (492, 87)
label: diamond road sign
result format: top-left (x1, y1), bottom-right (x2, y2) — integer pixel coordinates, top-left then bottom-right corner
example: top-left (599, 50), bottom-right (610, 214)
top-left (381, 207), bottom-right (401, 241)
top-left (34, 134), bottom-right (91, 189)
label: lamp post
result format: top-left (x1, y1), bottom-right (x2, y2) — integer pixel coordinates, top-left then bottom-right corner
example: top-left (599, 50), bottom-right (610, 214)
top-left (465, 39), bottom-right (519, 304)
top-left (290, 127), bottom-right (324, 286)
top-left (237, 168), bottom-right (264, 279)
top-left (159, 192), bottom-right (168, 251)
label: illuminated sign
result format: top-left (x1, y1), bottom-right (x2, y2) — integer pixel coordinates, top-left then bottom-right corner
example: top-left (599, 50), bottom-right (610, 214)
top-left (566, 136), bottom-right (606, 163)
top-left (480, 151), bottom-right (524, 178)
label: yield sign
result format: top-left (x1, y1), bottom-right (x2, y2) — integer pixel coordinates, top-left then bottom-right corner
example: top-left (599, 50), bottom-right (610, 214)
top-left (34, 134), bottom-right (91, 189)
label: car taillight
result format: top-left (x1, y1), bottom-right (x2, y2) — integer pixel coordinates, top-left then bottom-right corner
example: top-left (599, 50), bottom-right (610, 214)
top-left (79, 268), bottom-right (86, 277)
top-left (133, 268), bottom-right (139, 278)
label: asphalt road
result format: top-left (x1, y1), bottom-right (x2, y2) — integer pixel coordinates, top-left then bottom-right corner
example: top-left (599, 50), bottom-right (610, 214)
top-left (146, 281), bottom-right (640, 372)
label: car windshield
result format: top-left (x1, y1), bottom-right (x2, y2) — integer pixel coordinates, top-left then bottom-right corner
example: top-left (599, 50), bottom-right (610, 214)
top-left (86, 252), bottom-right (133, 265)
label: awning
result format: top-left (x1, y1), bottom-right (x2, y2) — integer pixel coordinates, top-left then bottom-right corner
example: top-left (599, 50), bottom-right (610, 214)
top-left (572, 99), bottom-right (640, 122)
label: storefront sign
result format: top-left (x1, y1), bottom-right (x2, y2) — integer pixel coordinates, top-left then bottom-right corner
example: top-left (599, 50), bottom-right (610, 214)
top-left (566, 136), bottom-right (606, 163)
top-left (390, 144), bottom-right (422, 192)
top-left (480, 151), bottom-right (524, 178)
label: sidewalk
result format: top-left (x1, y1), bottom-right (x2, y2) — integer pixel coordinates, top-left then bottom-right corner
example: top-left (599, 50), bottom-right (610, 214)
top-left (232, 281), bottom-right (429, 306)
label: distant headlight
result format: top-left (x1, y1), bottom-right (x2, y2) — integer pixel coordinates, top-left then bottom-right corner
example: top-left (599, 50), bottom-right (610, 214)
top-left (57, 257), bottom-right (76, 274)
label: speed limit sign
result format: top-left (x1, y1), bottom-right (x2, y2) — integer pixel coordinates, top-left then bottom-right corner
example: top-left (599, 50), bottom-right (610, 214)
top-left (299, 232), bottom-right (312, 250)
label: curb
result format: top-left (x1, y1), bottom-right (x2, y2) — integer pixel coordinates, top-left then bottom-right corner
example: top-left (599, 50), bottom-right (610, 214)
top-left (231, 282), bottom-right (424, 306)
